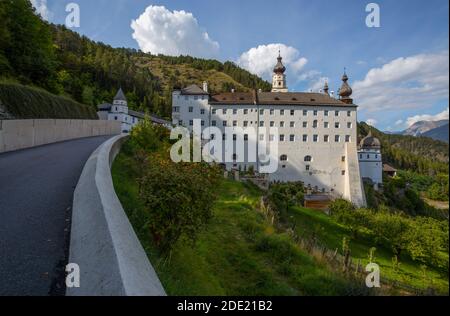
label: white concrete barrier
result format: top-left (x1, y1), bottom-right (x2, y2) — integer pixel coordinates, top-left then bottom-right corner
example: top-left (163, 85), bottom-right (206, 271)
top-left (0, 119), bottom-right (121, 153)
top-left (67, 135), bottom-right (166, 296)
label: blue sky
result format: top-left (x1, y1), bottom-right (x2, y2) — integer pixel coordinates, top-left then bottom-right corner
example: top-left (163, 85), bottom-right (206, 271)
top-left (35, 0), bottom-right (449, 131)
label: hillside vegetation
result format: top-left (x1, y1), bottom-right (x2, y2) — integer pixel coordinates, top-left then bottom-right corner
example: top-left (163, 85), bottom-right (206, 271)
top-left (0, 0), bottom-right (270, 120)
top-left (0, 82), bottom-right (97, 119)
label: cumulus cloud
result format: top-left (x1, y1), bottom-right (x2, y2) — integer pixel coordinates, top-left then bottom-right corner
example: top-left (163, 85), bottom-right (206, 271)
top-left (237, 44), bottom-right (308, 81)
top-left (405, 107), bottom-right (449, 127)
top-left (353, 51), bottom-right (449, 112)
top-left (30, 0), bottom-right (52, 21)
top-left (131, 5), bottom-right (219, 58)
top-left (308, 77), bottom-right (329, 92)
top-left (366, 119), bottom-right (378, 127)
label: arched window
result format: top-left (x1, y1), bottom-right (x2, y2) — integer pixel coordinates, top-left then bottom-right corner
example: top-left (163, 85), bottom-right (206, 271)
top-left (280, 155), bottom-right (288, 161)
top-left (304, 155), bottom-right (312, 162)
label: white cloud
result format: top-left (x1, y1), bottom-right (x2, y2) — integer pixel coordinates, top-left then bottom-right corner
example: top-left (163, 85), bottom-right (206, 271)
top-left (30, 0), bottom-right (51, 21)
top-left (353, 51), bottom-right (449, 112)
top-left (131, 5), bottom-right (220, 58)
top-left (405, 107), bottom-right (449, 127)
top-left (308, 77), bottom-right (329, 92)
top-left (237, 44), bottom-right (308, 81)
top-left (366, 119), bottom-right (378, 127)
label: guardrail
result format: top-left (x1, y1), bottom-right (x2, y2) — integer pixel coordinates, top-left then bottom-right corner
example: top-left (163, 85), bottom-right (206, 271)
top-left (67, 134), bottom-right (166, 296)
top-left (0, 119), bottom-right (121, 153)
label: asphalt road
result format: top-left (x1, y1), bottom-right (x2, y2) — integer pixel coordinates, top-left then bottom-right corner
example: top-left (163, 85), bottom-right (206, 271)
top-left (0, 135), bottom-right (112, 296)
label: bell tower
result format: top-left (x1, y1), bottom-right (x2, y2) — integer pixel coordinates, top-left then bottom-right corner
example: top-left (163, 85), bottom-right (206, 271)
top-left (271, 51), bottom-right (288, 92)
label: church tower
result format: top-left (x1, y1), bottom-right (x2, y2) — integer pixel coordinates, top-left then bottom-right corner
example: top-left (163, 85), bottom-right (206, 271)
top-left (271, 51), bottom-right (288, 92)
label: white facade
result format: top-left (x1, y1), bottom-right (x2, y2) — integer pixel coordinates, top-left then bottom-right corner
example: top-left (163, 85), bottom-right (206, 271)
top-left (171, 57), bottom-right (367, 207)
top-left (98, 88), bottom-right (142, 133)
top-left (358, 133), bottom-right (383, 188)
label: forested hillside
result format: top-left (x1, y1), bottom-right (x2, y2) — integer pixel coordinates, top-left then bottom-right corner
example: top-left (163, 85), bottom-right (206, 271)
top-left (0, 0), bottom-right (270, 119)
top-left (358, 122), bottom-right (449, 175)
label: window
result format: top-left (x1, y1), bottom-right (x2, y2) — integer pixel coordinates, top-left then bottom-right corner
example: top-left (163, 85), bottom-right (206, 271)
top-left (232, 154), bottom-right (237, 161)
top-left (345, 135), bottom-right (351, 143)
top-left (335, 122), bottom-right (340, 128)
top-left (303, 122), bottom-right (308, 128)
top-left (212, 120), bottom-right (217, 126)
top-left (341, 170), bottom-right (346, 176)
top-left (280, 134), bottom-right (285, 142)
top-left (280, 110), bottom-right (285, 115)
top-left (303, 110), bottom-right (308, 116)
top-left (324, 135), bottom-right (329, 142)
top-left (335, 110), bottom-right (339, 117)
top-left (259, 121), bottom-right (265, 127)
top-left (280, 121), bottom-right (285, 127)
top-left (223, 121), bottom-right (227, 127)
top-left (210, 134), bottom-right (215, 140)
top-left (324, 110), bottom-right (329, 116)
top-left (259, 134), bottom-right (265, 141)
top-left (222, 134), bottom-right (226, 141)
top-left (173, 106), bottom-right (180, 113)
top-left (303, 134), bottom-right (308, 142)
top-left (269, 134), bottom-right (275, 141)
top-left (233, 121), bottom-right (237, 127)
top-left (201, 120), bottom-right (205, 126)
top-left (189, 120), bottom-right (194, 126)
top-left (114, 116), bottom-right (118, 120)
top-left (270, 109), bottom-right (274, 115)
top-left (280, 155), bottom-right (288, 161)
top-left (178, 120), bottom-right (183, 126)
top-left (313, 120), bottom-right (318, 128)
top-left (233, 134), bottom-right (237, 141)
top-left (233, 109), bottom-right (238, 115)
top-left (360, 154), bottom-right (363, 159)
top-left (347, 111), bottom-right (351, 117)
top-left (244, 134), bottom-right (249, 141)
top-left (367, 154), bottom-right (370, 159)
top-left (313, 110), bottom-right (318, 116)
top-left (342, 156), bottom-right (346, 162)
top-left (223, 109), bottom-right (227, 115)
top-left (212, 109), bottom-right (217, 114)
top-left (200, 109), bottom-right (205, 115)
top-left (243, 121), bottom-right (248, 127)
top-left (335, 135), bottom-right (340, 142)
top-left (313, 135), bottom-right (318, 142)
top-left (260, 109), bottom-right (264, 115)
top-left (270, 121), bottom-right (275, 127)
top-left (306, 165), bottom-right (310, 171)
top-left (324, 122), bottom-right (329, 128)
top-left (290, 121), bottom-right (295, 128)
top-left (189, 107), bottom-right (193, 113)
top-left (304, 155), bottom-right (312, 162)
top-left (290, 135), bottom-right (295, 142)
top-left (290, 110), bottom-right (295, 116)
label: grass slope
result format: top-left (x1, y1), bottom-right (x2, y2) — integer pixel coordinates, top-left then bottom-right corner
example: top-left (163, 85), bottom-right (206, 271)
top-left (288, 206), bottom-right (449, 293)
top-left (112, 151), bottom-right (363, 296)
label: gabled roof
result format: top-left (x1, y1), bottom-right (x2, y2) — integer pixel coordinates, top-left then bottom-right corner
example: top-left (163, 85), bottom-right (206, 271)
top-left (180, 84), bottom-right (209, 95)
top-left (114, 88), bottom-right (127, 101)
top-left (383, 164), bottom-right (397, 172)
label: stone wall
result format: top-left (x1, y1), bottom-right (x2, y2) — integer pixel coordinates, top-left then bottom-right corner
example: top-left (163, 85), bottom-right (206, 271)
top-left (0, 119), bottom-right (121, 153)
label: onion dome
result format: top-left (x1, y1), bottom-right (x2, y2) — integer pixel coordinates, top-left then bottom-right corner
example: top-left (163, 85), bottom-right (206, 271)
top-left (360, 130), bottom-right (381, 149)
top-left (114, 88), bottom-right (127, 101)
top-left (339, 71), bottom-right (353, 98)
top-left (273, 51), bottom-right (286, 74)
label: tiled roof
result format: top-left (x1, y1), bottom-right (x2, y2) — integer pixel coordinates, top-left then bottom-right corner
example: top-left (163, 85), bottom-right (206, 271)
top-left (209, 91), bottom-right (355, 107)
top-left (180, 84), bottom-right (209, 95)
top-left (114, 88), bottom-right (127, 101)
top-left (383, 164), bottom-right (397, 172)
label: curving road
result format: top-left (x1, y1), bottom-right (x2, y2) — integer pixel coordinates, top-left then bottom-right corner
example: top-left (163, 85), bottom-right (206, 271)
top-left (0, 135), bottom-right (113, 296)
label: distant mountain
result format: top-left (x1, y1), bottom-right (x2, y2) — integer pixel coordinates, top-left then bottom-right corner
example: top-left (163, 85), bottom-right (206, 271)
top-left (422, 123), bottom-right (449, 143)
top-left (403, 120), bottom-right (448, 137)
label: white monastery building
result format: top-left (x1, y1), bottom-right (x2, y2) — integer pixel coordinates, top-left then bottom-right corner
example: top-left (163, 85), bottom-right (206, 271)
top-left (172, 53), bottom-right (367, 207)
top-left (97, 88), bottom-right (170, 132)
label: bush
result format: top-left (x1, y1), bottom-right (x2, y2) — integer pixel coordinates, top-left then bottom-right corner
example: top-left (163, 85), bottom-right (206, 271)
top-left (138, 153), bottom-right (222, 254)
